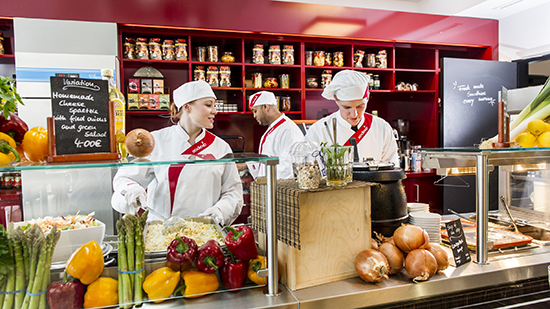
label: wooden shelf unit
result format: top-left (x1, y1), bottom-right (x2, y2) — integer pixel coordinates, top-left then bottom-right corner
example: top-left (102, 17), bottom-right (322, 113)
top-left (118, 25), bottom-right (491, 150)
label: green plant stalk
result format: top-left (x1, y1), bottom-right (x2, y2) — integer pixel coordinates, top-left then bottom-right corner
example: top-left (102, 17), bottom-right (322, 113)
top-left (123, 216), bottom-right (135, 291)
top-left (2, 238), bottom-right (15, 309)
top-left (21, 231), bottom-right (44, 309)
top-left (132, 215), bottom-right (144, 306)
top-left (39, 227), bottom-right (60, 309)
top-left (510, 76), bottom-right (550, 130)
top-left (28, 240), bottom-right (49, 309)
top-left (13, 232), bottom-right (25, 309)
top-left (116, 221), bottom-right (124, 308)
top-left (0, 279), bottom-right (6, 305)
top-left (117, 221), bottom-right (132, 308)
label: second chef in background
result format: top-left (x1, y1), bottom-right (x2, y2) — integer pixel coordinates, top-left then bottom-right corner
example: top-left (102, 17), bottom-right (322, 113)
top-left (111, 80), bottom-right (243, 225)
top-left (305, 70), bottom-right (399, 166)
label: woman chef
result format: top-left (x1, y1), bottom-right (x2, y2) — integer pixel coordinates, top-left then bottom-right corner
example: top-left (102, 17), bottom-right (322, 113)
top-left (305, 70), bottom-right (399, 166)
top-left (111, 80), bottom-right (243, 226)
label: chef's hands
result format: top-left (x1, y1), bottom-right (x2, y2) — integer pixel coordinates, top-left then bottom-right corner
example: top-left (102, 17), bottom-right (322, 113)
top-left (121, 183), bottom-right (147, 214)
top-left (199, 207), bottom-right (224, 226)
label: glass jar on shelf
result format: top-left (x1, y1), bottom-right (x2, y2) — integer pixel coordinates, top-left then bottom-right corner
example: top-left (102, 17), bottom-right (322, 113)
top-left (252, 72), bottom-right (263, 88)
top-left (313, 51), bottom-right (325, 66)
top-left (135, 38), bottom-right (149, 59)
top-left (123, 37), bottom-right (135, 59)
top-left (367, 53), bottom-right (376, 68)
top-left (252, 44), bottom-right (264, 64)
top-left (207, 66), bottom-right (219, 87)
top-left (279, 74), bottom-right (290, 89)
top-left (325, 52), bottom-right (332, 66)
top-left (281, 96), bottom-right (291, 112)
top-left (368, 73), bottom-right (374, 89)
top-left (307, 77), bottom-right (318, 88)
top-left (333, 51), bottom-right (344, 67)
top-left (321, 70), bottom-right (332, 88)
top-left (219, 66), bottom-right (231, 87)
top-left (269, 45), bottom-right (281, 65)
top-left (194, 66), bottom-right (206, 81)
top-left (376, 50), bottom-right (387, 68)
top-left (373, 74), bottom-right (380, 90)
top-left (149, 38), bottom-right (162, 60)
top-left (264, 77), bottom-right (278, 88)
top-left (290, 141), bottom-right (321, 190)
top-left (305, 51), bottom-right (313, 66)
top-left (196, 46), bottom-right (206, 62)
top-left (162, 39), bottom-right (175, 61)
top-left (221, 51), bottom-right (235, 63)
top-left (208, 45), bottom-right (219, 62)
top-left (354, 49), bottom-right (365, 67)
top-left (175, 39), bottom-right (188, 61)
top-left (283, 45), bottom-right (294, 65)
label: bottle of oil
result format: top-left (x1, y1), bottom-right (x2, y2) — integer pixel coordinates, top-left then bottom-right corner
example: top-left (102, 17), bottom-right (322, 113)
top-left (101, 69), bottom-right (127, 159)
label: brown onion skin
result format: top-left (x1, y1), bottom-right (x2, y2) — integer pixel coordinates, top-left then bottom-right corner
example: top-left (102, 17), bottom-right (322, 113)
top-left (393, 224), bottom-right (430, 252)
top-left (354, 249), bottom-right (390, 283)
top-left (371, 238), bottom-right (379, 250)
top-left (425, 243), bottom-right (450, 272)
top-left (405, 249), bottom-right (438, 282)
top-left (125, 128), bottom-right (155, 158)
top-left (378, 242), bottom-right (404, 275)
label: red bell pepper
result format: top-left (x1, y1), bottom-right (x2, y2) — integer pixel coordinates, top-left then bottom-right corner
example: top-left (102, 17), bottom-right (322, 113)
top-left (221, 254), bottom-right (248, 291)
top-left (46, 271), bottom-right (86, 309)
top-left (196, 239), bottom-right (224, 273)
top-left (223, 225), bottom-right (258, 261)
top-left (0, 112), bottom-right (28, 144)
top-left (166, 235), bottom-right (198, 272)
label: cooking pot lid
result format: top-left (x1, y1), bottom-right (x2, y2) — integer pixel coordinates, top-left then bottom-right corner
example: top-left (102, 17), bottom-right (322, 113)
top-left (353, 166), bottom-right (406, 182)
top-left (352, 161), bottom-right (395, 171)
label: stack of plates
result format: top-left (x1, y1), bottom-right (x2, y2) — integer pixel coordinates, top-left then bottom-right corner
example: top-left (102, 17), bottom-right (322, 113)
top-left (407, 202), bottom-right (430, 213)
top-left (410, 212), bottom-right (442, 244)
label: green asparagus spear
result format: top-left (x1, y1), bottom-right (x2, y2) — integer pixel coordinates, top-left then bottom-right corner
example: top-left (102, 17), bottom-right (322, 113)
top-left (127, 215), bottom-right (143, 306)
top-left (21, 227), bottom-right (45, 309)
top-left (2, 236), bottom-right (15, 309)
top-left (13, 228), bottom-right (26, 309)
top-left (0, 279), bottom-right (6, 305)
top-left (0, 225), bottom-right (14, 287)
top-left (39, 225), bottom-right (60, 309)
top-left (123, 215), bottom-right (135, 289)
top-left (116, 220), bottom-right (132, 308)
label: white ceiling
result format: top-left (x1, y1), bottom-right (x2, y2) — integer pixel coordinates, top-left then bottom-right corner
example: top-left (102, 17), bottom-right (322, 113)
top-left (274, 0), bottom-right (550, 20)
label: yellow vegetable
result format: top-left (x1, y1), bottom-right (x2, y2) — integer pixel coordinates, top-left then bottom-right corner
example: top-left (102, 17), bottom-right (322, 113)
top-left (247, 256), bottom-right (267, 285)
top-left (83, 277), bottom-right (118, 309)
top-left (22, 126), bottom-right (49, 162)
top-left (180, 269), bottom-right (219, 298)
top-left (142, 267), bottom-right (180, 303)
top-left (66, 240), bottom-right (104, 285)
top-left (538, 131), bottom-right (550, 147)
top-left (0, 132), bottom-right (20, 165)
top-left (516, 132), bottom-right (537, 148)
top-left (527, 119), bottom-right (547, 136)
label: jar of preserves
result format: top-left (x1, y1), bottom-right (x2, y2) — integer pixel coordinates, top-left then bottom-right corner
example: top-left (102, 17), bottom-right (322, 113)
top-left (368, 73), bottom-right (374, 89)
top-left (307, 77), bottom-right (318, 88)
top-left (196, 46), bottom-right (206, 62)
top-left (208, 45), bottom-right (219, 62)
top-left (313, 51), bottom-right (325, 66)
top-left (264, 77), bottom-right (278, 88)
top-left (269, 45), bottom-right (281, 65)
top-left (162, 39), bottom-right (175, 61)
top-left (279, 74), bottom-right (290, 89)
top-left (376, 50), bottom-right (387, 68)
top-left (207, 66), bottom-right (219, 87)
top-left (373, 74), bottom-right (380, 90)
top-left (221, 51), bottom-right (235, 63)
top-left (367, 53), bottom-right (376, 68)
top-left (175, 39), bottom-right (188, 61)
top-left (136, 38), bottom-right (149, 59)
top-left (252, 44), bottom-right (264, 64)
top-left (252, 72), bottom-right (263, 88)
top-left (219, 66), bottom-right (231, 87)
top-left (283, 45), bottom-right (294, 65)
top-left (194, 66), bottom-right (206, 81)
top-left (290, 142), bottom-right (321, 189)
top-left (275, 96), bottom-right (280, 110)
top-left (333, 51), bottom-right (344, 67)
top-left (321, 70), bottom-right (332, 88)
top-left (124, 38), bottom-right (135, 59)
top-left (305, 51), bottom-right (313, 66)
top-left (354, 50), bottom-right (365, 67)
top-left (325, 52), bottom-right (332, 66)
top-left (13, 172), bottom-right (21, 189)
top-left (149, 38), bottom-right (162, 60)
top-left (281, 96), bottom-right (291, 112)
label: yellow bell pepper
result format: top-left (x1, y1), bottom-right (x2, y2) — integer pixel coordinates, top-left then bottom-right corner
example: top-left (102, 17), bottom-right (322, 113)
top-left (21, 126), bottom-right (48, 162)
top-left (66, 240), bottom-right (104, 285)
top-left (83, 277), bottom-right (118, 309)
top-left (143, 267), bottom-right (180, 303)
top-left (0, 132), bottom-right (20, 165)
top-left (248, 256), bottom-right (267, 285)
top-left (180, 268), bottom-right (219, 298)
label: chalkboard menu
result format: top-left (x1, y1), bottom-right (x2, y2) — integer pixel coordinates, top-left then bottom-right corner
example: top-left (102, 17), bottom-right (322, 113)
top-left (50, 76), bottom-right (111, 156)
top-left (444, 219), bottom-right (471, 267)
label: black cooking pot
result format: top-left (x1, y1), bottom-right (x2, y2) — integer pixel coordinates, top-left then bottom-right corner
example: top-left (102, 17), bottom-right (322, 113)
top-left (353, 167), bottom-right (408, 237)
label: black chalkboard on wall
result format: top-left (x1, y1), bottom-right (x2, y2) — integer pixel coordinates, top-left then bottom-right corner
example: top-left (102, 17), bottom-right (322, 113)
top-left (50, 76), bottom-right (111, 156)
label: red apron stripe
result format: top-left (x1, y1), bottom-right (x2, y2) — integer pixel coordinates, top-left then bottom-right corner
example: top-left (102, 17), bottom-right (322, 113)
top-left (168, 131), bottom-right (216, 213)
top-left (259, 117), bottom-right (286, 154)
top-left (344, 113), bottom-right (373, 146)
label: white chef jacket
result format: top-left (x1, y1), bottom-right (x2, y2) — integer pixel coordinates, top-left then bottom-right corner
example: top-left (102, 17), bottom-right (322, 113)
top-left (112, 125), bottom-right (243, 224)
top-left (248, 114), bottom-right (304, 179)
top-left (305, 112), bottom-right (399, 166)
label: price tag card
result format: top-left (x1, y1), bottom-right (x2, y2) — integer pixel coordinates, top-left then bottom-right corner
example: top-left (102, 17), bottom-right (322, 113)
top-left (445, 219), bottom-right (471, 267)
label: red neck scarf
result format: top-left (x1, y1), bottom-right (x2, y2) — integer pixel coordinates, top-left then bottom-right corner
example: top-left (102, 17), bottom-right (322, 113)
top-left (344, 113), bottom-right (373, 146)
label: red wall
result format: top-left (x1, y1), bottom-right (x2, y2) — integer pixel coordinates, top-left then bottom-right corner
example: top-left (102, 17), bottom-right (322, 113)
top-left (3, 0), bottom-right (498, 59)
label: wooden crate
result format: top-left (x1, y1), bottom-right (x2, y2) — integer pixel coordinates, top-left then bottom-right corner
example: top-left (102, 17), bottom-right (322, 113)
top-left (258, 183), bottom-right (371, 291)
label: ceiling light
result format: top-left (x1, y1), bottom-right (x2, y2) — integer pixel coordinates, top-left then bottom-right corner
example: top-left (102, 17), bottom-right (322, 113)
top-left (302, 17), bottom-right (366, 37)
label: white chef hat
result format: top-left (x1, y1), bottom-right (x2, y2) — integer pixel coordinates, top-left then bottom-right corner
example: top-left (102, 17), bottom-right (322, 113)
top-left (321, 70), bottom-right (370, 101)
top-left (173, 80), bottom-right (217, 108)
top-left (249, 91), bottom-right (277, 108)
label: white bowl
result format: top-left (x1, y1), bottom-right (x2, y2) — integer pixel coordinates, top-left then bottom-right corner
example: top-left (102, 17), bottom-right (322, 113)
top-left (14, 220), bottom-right (105, 263)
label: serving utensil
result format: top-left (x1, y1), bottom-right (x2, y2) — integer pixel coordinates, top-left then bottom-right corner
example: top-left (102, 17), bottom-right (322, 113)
top-left (138, 201), bottom-right (187, 234)
top-left (500, 196), bottom-right (520, 233)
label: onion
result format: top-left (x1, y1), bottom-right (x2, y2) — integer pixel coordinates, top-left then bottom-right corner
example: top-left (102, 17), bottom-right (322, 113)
top-left (405, 249), bottom-right (438, 282)
top-left (378, 242), bottom-right (404, 275)
top-left (370, 238), bottom-right (379, 250)
top-left (425, 243), bottom-right (450, 272)
top-left (125, 128), bottom-right (155, 158)
top-left (393, 224), bottom-right (429, 252)
top-left (354, 249), bottom-right (389, 283)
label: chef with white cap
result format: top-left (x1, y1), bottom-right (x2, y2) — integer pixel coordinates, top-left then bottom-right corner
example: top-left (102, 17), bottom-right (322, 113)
top-left (111, 80), bottom-right (243, 225)
top-left (305, 70), bottom-right (399, 165)
top-left (248, 91), bottom-right (304, 179)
